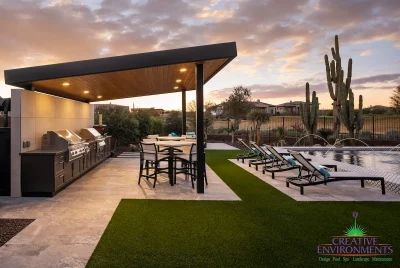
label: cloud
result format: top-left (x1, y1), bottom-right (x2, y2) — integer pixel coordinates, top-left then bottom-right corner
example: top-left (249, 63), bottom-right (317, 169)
top-left (206, 73), bottom-right (400, 103)
top-left (0, 0), bottom-right (399, 107)
top-left (360, 50), bottom-right (373, 56)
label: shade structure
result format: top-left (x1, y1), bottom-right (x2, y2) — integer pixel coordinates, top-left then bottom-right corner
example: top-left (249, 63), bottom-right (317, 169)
top-left (4, 42), bottom-right (237, 194)
top-left (4, 42), bottom-right (237, 102)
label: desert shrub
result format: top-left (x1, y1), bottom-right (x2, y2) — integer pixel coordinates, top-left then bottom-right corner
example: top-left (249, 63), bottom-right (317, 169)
top-left (359, 131), bottom-right (373, 140)
top-left (316, 128), bottom-right (334, 141)
top-left (150, 118), bottom-right (163, 135)
top-left (385, 130), bottom-right (400, 140)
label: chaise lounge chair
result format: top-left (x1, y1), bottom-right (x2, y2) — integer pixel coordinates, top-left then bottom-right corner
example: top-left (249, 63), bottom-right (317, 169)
top-left (248, 142), bottom-right (279, 171)
top-left (287, 151), bottom-right (386, 195)
top-left (262, 145), bottom-right (301, 178)
top-left (236, 138), bottom-right (259, 163)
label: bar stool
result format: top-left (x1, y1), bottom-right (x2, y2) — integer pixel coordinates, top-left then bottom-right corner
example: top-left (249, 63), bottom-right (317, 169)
top-left (173, 143), bottom-right (208, 188)
top-left (138, 142), bottom-right (169, 188)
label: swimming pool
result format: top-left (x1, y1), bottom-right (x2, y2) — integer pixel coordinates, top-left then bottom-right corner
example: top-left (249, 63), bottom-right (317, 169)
top-left (301, 150), bottom-right (400, 174)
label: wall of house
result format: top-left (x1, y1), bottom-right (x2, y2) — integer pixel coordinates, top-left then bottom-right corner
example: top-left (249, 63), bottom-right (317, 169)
top-left (10, 89), bottom-right (94, 197)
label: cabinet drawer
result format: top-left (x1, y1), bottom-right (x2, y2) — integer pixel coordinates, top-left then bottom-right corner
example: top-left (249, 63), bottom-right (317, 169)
top-left (55, 173), bottom-right (64, 189)
top-left (54, 159), bottom-right (65, 174)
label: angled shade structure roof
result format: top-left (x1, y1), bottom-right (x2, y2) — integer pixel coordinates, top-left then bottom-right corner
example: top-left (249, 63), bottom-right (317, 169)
top-left (4, 42), bottom-right (237, 102)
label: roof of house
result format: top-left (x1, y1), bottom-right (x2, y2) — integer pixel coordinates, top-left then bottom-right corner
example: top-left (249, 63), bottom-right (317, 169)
top-left (252, 101), bottom-right (275, 108)
top-left (277, 101), bottom-right (305, 107)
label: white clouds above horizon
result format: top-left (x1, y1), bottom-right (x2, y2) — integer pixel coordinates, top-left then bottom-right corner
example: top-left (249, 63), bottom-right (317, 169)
top-left (0, 0), bottom-right (399, 109)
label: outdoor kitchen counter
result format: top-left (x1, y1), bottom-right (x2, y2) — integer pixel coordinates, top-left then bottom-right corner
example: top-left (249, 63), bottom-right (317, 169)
top-left (20, 149), bottom-right (67, 155)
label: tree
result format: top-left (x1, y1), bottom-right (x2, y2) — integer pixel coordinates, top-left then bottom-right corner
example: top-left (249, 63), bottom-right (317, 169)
top-left (390, 85), bottom-right (400, 113)
top-left (222, 86), bottom-right (253, 142)
top-left (95, 106), bottom-right (139, 149)
top-left (132, 110), bottom-right (152, 139)
top-left (247, 109), bottom-right (270, 145)
top-left (150, 117), bottom-right (163, 135)
top-left (186, 100), bottom-right (196, 132)
top-left (186, 100), bottom-right (216, 137)
top-left (164, 111), bottom-right (182, 135)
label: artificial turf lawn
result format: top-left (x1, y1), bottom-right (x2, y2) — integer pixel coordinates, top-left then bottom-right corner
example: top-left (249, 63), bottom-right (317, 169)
top-left (86, 150), bottom-right (400, 268)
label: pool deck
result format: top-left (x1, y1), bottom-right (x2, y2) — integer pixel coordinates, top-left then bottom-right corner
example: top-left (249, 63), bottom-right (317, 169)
top-left (231, 158), bottom-right (400, 202)
top-left (283, 146), bottom-right (399, 151)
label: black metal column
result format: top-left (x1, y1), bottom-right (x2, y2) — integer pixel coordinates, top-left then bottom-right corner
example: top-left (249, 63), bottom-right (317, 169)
top-left (195, 63), bottom-right (205, 194)
top-left (182, 89), bottom-right (186, 135)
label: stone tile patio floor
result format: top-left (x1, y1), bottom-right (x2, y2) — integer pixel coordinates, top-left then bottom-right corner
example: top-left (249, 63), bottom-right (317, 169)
top-left (0, 158), bottom-right (240, 268)
top-left (231, 159), bottom-right (400, 201)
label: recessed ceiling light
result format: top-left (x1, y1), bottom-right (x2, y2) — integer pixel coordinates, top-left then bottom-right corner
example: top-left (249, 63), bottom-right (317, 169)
top-left (83, 90), bottom-right (89, 94)
top-left (174, 86), bottom-right (179, 89)
top-left (62, 82), bottom-right (70, 86)
top-left (176, 79), bottom-right (182, 83)
top-left (97, 95), bottom-right (102, 99)
top-left (179, 68), bottom-right (187, 72)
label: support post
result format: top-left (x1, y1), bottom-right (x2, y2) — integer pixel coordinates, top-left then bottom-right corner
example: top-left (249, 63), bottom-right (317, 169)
top-left (196, 63), bottom-right (205, 194)
top-left (182, 89), bottom-right (186, 135)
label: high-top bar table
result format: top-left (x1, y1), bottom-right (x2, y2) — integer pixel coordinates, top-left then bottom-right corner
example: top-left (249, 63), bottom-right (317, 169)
top-left (154, 140), bottom-right (196, 185)
top-left (156, 136), bottom-right (187, 141)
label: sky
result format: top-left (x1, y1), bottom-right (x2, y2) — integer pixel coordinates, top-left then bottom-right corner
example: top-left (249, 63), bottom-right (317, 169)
top-left (0, 0), bottom-right (399, 110)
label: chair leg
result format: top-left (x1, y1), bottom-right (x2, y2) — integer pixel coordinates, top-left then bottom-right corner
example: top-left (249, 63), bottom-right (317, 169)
top-left (381, 179), bottom-right (386, 195)
top-left (300, 186), bottom-right (304, 195)
top-left (204, 164), bottom-right (208, 186)
top-left (272, 172), bottom-right (275, 179)
top-left (146, 160), bottom-right (149, 177)
top-left (153, 163), bottom-right (158, 188)
top-left (361, 179), bottom-right (365, 188)
top-left (138, 159), bottom-right (143, 185)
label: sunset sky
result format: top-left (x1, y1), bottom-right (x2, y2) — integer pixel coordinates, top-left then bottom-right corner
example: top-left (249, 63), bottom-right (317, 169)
top-left (1, 0), bottom-right (399, 110)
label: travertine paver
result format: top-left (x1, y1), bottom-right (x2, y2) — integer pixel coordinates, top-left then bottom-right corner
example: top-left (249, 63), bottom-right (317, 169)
top-left (230, 159), bottom-right (400, 202)
top-left (205, 143), bottom-right (239, 150)
top-left (0, 158), bottom-right (240, 268)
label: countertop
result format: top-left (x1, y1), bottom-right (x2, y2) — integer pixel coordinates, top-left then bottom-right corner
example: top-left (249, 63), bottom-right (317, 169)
top-left (20, 149), bottom-right (67, 155)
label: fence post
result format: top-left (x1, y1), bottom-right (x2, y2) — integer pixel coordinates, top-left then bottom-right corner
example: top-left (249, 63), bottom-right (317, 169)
top-left (323, 116), bottom-right (326, 129)
top-left (268, 125), bottom-right (270, 144)
top-left (282, 117), bottom-right (285, 129)
top-left (372, 116), bottom-right (375, 140)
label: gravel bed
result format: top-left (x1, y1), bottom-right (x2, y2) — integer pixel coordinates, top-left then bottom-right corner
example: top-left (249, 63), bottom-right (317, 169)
top-left (0, 219), bottom-right (35, 247)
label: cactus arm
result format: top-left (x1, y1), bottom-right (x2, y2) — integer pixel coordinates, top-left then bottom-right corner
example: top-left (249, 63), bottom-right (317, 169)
top-left (347, 58), bottom-right (352, 84)
top-left (330, 60), bottom-right (336, 82)
top-left (325, 56), bottom-right (336, 100)
top-left (348, 89), bottom-right (355, 129)
top-left (310, 91), bottom-right (317, 125)
top-left (335, 35), bottom-right (339, 59)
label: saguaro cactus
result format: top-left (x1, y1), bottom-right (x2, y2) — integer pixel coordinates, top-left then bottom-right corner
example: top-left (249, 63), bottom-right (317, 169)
top-left (300, 83), bottom-right (319, 144)
top-left (325, 35), bottom-right (352, 137)
top-left (339, 87), bottom-right (364, 145)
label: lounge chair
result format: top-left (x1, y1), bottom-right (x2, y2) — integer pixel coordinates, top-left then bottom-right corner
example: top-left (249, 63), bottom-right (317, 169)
top-left (287, 151), bottom-right (386, 195)
top-left (248, 142), bottom-right (279, 171)
top-left (236, 138), bottom-right (259, 163)
top-left (262, 145), bottom-right (301, 179)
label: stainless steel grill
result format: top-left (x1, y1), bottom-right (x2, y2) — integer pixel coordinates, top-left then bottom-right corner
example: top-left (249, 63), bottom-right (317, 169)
top-left (80, 128), bottom-right (106, 151)
top-left (42, 130), bottom-right (89, 161)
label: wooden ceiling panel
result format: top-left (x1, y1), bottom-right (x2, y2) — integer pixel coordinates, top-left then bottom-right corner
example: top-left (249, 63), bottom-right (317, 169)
top-left (30, 59), bottom-right (229, 102)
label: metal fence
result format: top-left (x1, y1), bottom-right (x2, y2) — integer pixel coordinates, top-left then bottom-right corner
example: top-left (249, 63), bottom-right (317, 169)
top-left (211, 115), bottom-right (400, 141)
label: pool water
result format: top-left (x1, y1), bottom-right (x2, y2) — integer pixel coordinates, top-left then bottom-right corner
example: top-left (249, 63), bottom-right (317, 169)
top-left (302, 151), bottom-right (400, 174)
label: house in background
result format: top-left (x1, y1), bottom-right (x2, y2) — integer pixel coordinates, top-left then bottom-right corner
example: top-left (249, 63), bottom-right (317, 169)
top-left (276, 101), bottom-right (305, 115)
top-left (252, 100), bottom-right (276, 115)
